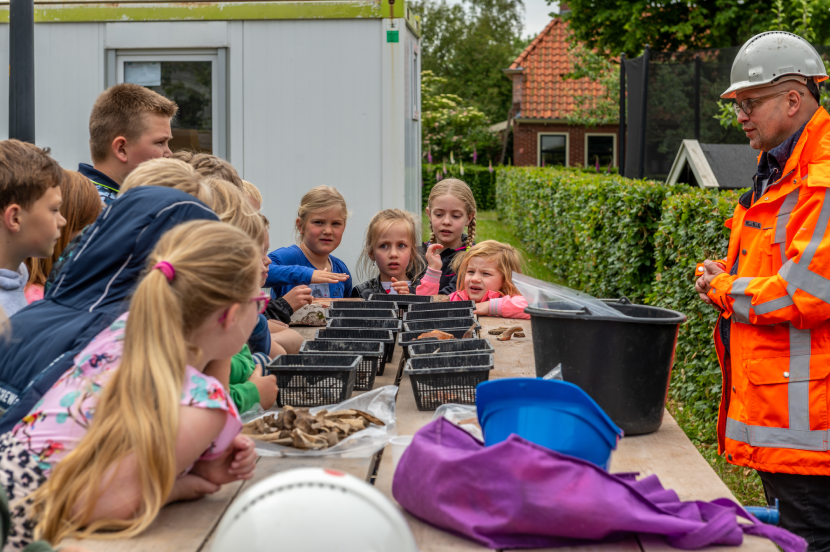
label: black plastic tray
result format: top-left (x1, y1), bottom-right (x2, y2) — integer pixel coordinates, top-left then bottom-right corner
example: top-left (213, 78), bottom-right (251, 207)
top-left (315, 328), bottom-right (396, 366)
top-left (403, 308), bottom-right (475, 321)
top-left (408, 338), bottom-right (495, 358)
top-left (369, 293), bottom-right (432, 319)
top-left (404, 353), bottom-right (494, 410)
top-left (326, 318), bottom-right (402, 331)
top-left (298, 340), bottom-right (385, 390)
top-left (407, 300), bottom-right (475, 312)
top-left (402, 318), bottom-right (482, 333)
top-left (393, 329), bottom-right (482, 385)
top-left (325, 308), bottom-right (398, 320)
top-left (267, 354), bottom-right (360, 407)
top-left (329, 300), bottom-right (398, 312)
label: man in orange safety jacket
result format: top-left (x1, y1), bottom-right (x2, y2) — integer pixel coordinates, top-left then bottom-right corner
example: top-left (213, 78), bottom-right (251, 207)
top-left (695, 32), bottom-right (830, 551)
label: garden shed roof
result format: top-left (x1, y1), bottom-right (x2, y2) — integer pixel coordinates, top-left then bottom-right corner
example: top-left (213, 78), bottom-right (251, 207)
top-left (507, 18), bottom-right (607, 120)
top-left (666, 139), bottom-right (756, 189)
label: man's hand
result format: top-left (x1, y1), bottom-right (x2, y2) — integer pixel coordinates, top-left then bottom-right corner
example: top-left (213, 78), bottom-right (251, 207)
top-left (248, 366), bottom-right (278, 409)
top-left (390, 277), bottom-right (410, 294)
top-left (283, 285), bottom-right (313, 311)
top-left (695, 260), bottom-right (726, 306)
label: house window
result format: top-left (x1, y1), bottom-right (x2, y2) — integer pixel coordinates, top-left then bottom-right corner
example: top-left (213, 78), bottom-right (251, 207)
top-left (539, 133), bottom-right (568, 167)
top-left (117, 52), bottom-right (221, 155)
top-left (585, 133), bottom-right (616, 168)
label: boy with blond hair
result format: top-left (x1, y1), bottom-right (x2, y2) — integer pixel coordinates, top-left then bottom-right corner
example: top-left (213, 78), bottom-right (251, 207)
top-left (80, 83), bottom-right (178, 204)
top-left (0, 140), bottom-right (66, 316)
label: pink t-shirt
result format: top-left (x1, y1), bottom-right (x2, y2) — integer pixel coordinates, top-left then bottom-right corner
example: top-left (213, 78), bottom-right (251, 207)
top-left (10, 313), bottom-right (242, 474)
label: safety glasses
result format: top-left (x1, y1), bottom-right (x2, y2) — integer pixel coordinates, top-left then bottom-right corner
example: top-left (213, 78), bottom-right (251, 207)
top-left (733, 91), bottom-right (803, 116)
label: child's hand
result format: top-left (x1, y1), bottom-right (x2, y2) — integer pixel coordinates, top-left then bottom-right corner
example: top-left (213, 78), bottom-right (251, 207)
top-left (474, 301), bottom-right (490, 316)
top-left (248, 366), bottom-right (278, 409)
top-left (167, 474), bottom-right (220, 504)
top-left (425, 243), bottom-right (444, 271)
top-left (390, 277), bottom-right (410, 294)
top-left (227, 434), bottom-right (257, 480)
top-left (283, 285), bottom-right (313, 311)
top-left (311, 268), bottom-right (350, 284)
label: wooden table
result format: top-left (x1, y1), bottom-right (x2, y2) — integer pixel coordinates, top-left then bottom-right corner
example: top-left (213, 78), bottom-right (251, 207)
top-left (62, 319), bottom-right (776, 552)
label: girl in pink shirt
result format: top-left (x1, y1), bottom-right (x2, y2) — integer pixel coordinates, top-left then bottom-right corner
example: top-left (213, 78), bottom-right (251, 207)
top-left (417, 240), bottom-right (530, 319)
top-left (1, 220), bottom-right (265, 548)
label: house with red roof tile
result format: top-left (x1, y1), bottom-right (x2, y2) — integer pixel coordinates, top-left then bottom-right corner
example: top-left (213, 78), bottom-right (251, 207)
top-left (505, 14), bottom-right (619, 168)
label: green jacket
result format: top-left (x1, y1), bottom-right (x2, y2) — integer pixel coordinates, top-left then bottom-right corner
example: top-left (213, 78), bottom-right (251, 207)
top-left (230, 345), bottom-right (261, 414)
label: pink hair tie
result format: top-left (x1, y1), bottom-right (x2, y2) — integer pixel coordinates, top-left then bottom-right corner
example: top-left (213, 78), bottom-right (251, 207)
top-left (154, 261), bottom-right (176, 283)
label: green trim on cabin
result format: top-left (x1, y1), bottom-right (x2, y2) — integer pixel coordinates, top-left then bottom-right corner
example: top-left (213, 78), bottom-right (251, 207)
top-left (0, 0), bottom-right (410, 24)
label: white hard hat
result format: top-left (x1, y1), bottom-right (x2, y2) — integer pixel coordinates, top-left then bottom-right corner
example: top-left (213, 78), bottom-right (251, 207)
top-left (211, 467), bottom-right (420, 552)
top-left (721, 31), bottom-right (828, 99)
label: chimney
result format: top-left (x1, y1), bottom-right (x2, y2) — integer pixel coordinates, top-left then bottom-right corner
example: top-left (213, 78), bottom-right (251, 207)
top-left (559, 2), bottom-right (571, 14)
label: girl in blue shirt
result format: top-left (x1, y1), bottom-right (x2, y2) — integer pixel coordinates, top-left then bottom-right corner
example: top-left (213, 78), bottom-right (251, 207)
top-left (266, 186), bottom-right (353, 299)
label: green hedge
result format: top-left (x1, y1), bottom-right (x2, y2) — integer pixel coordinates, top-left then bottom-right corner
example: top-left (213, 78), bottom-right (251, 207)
top-left (496, 166), bottom-right (744, 435)
top-left (423, 163), bottom-right (497, 211)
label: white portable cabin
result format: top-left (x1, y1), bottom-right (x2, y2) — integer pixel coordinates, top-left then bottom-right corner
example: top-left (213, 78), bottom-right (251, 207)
top-left (0, 0), bottom-right (423, 269)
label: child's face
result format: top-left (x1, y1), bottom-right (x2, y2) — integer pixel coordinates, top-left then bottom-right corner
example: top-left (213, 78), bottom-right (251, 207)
top-left (298, 207), bottom-right (345, 257)
top-left (370, 222), bottom-right (412, 281)
top-left (122, 114), bottom-right (173, 174)
top-left (260, 232), bottom-right (271, 288)
top-left (464, 256), bottom-right (504, 303)
top-left (17, 186), bottom-right (66, 259)
top-left (427, 194), bottom-right (472, 249)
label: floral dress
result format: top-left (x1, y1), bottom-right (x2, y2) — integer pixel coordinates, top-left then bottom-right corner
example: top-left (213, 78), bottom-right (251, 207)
top-left (0, 313), bottom-right (242, 549)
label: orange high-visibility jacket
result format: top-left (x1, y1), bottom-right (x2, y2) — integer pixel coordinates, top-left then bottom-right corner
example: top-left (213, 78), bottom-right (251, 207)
top-left (708, 107), bottom-right (830, 475)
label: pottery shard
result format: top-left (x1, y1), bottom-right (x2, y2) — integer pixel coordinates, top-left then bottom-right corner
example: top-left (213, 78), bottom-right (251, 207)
top-left (417, 330), bottom-right (456, 340)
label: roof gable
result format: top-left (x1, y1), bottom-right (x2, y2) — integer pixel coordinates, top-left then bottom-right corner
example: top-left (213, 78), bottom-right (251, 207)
top-left (509, 18), bottom-right (607, 120)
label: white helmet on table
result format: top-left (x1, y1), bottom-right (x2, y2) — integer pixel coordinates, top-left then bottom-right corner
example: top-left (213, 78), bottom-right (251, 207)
top-left (211, 467), bottom-right (420, 552)
top-left (721, 31), bottom-right (828, 99)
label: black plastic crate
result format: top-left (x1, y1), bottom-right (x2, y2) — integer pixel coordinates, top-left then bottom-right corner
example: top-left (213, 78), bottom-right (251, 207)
top-left (393, 329), bottom-right (481, 385)
top-left (407, 300), bottom-right (475, 312)
top-left (404, 354), bottom-right (494, 410)
top-left (408, 338), bottom-right (495, 358)
top-left (326, 318), bottom-right (402, 331)
top-left (325, 308), bottom-right (397, 320)
top-left (402, 318), bottom-right (482, 333)
top-left (315, 328), bottom-right (396, 368)
top-left (369, 293), bottom-right (432, 319)
top-left (329, 300), bottom-right (398, 312)
top-left (267, 354), bottom-right (360, 407)
top-left (403, 308), bottom-right (475, 321)
top-left (298, 340), bottom-right (385, 390)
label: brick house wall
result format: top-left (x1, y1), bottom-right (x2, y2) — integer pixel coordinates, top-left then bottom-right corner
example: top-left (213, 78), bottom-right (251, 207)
top-left (514, 122), bottom-right (620, 167)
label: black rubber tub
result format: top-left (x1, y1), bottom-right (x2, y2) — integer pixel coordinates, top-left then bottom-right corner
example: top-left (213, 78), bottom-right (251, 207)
top-left (525, 298), bottom-right (686, 435)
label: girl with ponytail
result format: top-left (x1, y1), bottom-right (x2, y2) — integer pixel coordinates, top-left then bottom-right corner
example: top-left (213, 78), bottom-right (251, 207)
top-left (0, 220), bottom-right (263, 548)
top-left (419, 178), bottom-right (477, 295)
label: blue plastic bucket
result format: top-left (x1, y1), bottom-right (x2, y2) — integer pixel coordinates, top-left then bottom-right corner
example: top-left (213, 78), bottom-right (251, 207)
top-left (476, 378), bottom-right (623, 470)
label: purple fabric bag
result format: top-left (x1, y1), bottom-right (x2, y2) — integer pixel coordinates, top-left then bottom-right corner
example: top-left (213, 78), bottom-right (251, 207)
top-left (392, 419), bottom-right (806, 552)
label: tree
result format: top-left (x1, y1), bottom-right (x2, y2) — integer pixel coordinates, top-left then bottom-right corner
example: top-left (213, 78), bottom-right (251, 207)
top-left (421, 70), bottom-right (502, 164)
top-left (560, 0), bottom-right (830, 56)
top-left (410, 0), bottom-right (529, 123)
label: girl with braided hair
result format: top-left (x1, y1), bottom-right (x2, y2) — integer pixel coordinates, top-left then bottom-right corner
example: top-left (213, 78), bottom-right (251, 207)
top-left (418, 179), bottom-right (477, 295)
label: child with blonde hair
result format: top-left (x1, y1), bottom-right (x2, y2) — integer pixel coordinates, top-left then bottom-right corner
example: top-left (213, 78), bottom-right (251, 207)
top-left (242, 180), bottom-right (263, 210)
top-left (1, 221), bottom-right (261, 547)
top-left (352, 209), bottom-right (425, 298)
top-left (421, 179), bottom-right (477, 295)
top-left (418, 240), bottom-right (530, 319)
top-left (265, 186), bottom-right (352, 300)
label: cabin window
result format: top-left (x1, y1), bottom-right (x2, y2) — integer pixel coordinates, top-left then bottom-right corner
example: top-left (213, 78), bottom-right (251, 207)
top-left (117, 52), bottom-right (222, 156)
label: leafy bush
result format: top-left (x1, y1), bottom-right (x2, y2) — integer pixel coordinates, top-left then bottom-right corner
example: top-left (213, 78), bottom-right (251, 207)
top-left (496, 166), bottom-right (744, 431)
top-left (423, 163), bottom-right (497, 210)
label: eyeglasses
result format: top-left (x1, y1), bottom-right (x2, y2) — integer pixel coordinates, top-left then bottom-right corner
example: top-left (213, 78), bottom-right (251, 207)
top-left (733, 91), bottom-right (803, 116)
top-left (218, 292), bottom-right (269, 324)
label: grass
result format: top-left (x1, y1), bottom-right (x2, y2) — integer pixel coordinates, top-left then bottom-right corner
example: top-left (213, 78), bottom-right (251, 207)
top-left (425, 211), bottom-right (767, 507)
top-left (422, 211), bottom-right (560, 284)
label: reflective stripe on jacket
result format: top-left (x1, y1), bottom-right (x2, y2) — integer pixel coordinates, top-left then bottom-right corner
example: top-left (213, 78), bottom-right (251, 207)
top-left (708, 107), bottom-right (830, 475)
